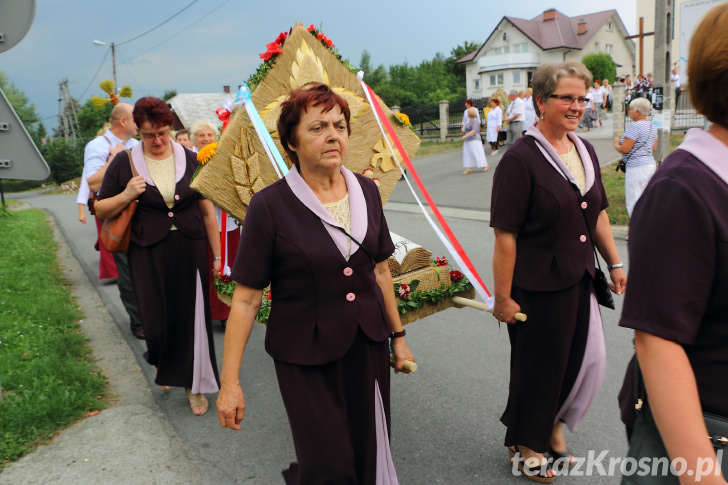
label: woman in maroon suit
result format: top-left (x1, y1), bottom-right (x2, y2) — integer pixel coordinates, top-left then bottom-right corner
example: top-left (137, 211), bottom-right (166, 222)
top-left (491, 62), bottom-right (626, 482)
top-left (95, 97), bottom-right (221, 416)
top-left (216, 83), bottom-right (415, 484)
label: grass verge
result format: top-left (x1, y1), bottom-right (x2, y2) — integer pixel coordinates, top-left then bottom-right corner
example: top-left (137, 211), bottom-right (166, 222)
top-left (414, 139), bottom-right (462, 158)
top-left (0, 207), bottom-right (107, 467)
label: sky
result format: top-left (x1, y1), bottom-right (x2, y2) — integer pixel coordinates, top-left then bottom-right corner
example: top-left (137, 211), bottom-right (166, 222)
top-left (0, 0), bottom-right (637, 132)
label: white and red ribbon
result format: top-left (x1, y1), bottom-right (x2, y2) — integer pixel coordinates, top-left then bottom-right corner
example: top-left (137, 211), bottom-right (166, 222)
top-left (357, 72), bottom-right (493, 308)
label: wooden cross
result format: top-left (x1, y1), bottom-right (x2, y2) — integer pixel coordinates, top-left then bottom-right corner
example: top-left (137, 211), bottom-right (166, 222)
top-left (625, 17), bottom-right (655, 75)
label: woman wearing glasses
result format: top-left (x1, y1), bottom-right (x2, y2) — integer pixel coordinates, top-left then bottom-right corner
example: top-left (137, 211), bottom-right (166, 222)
top-left (491, 62), bottom-right (626, 482)
top-left (95, 97), bottom-right (221, 416)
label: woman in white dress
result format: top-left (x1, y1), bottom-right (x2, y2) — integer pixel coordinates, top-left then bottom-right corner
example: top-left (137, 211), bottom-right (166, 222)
top-left (524, 87), bottom-right (536, 133)
top-left (461, 107), bottom-right (489, 174)
top-left (486, 98), bottom-right (503, 156)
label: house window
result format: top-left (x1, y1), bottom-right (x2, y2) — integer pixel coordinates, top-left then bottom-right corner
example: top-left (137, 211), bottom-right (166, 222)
top-left (474, 79), bottom-right (481, 90)
top-left (495, 47), bottom-right (503, 55)
top-left (513, 42), bottom-right (528, 53)
top-left (503, 32), bottom-right (507, 42)
top-left (607, 21), bottom-right (613, 31)
top-left (606, 44), bottom-right (613, 55)
top-left (594, 42), bottom-right (600, 52)
top-left (513, 72), bottom-right (521, 84)
top-left (489, 73), bottom-right (504, 86)
top-left (503, 45), bottom-right (510, 54)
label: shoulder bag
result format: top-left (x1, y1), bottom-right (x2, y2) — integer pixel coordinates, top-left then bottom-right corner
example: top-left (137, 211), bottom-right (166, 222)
top-left (622, 357), bottom-right (728, 484)
top-left (100, 150), bottom-right (138, 253)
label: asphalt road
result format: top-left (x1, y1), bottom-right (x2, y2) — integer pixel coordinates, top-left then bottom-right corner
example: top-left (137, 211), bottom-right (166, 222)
top-left (6, 121), bottom-right (634, 484)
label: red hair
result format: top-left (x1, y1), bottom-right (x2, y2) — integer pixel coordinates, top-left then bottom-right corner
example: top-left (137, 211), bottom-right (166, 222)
top-left (133, 97), bottom-right (174, 129)
top-left (277, 83), bottom-right (350, 167)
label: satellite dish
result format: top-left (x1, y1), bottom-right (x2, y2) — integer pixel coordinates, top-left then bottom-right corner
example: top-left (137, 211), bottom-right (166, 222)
top-left (0, 0), bottom-right (36, 53)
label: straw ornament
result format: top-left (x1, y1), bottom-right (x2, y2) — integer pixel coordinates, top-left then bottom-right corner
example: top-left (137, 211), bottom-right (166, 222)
top-left (190, 23), bottom-right (419, 222)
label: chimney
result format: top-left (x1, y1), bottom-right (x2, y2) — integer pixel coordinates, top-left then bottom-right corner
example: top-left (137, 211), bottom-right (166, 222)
top-left (543, 9), bottom-right (557, 21)
top-left (577, 18), bottom-right (587, 35)
top-left (223, 85), bottom-right (231, 94)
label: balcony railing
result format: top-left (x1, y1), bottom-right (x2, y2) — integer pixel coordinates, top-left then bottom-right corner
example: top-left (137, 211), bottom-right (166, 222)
top-left (477, 52), bottom-right (541, 73)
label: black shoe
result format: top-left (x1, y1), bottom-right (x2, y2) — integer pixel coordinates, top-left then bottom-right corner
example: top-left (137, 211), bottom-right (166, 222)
top-left (131, 327), bottom-right (145, 340)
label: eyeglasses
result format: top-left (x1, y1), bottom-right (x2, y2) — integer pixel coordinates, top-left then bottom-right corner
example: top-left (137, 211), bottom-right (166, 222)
top-left (549, 94), bottom-right (588, 106)
top-left (140, 127), bottom-right (171, 140)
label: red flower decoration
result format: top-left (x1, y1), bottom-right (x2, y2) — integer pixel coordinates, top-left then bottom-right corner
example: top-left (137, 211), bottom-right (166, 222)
top-left (325, 38), bottom-right (334, 47)
top-left (398, 283), bottom-right (411, 299)
top-left (266, 291), bottom-right (272, 300)
top-left (218, 274), bottom-right (232, 282)
top-left (275, 32), bottom-right (287, 44)
top-left (307, 24), bottom-right (316, 31)
top-left (449, 270), bottom-right (464, 283)
top-left (435, 256), bottom-right (448, 267)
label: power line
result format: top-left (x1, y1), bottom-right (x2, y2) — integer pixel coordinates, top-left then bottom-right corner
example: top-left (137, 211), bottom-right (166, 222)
top-left (116, 48), bottom-right (145, 96)
top-left (127, 0), bottom-right (230, 62)
top-left (117, 0), bottom-right (199, 47)
top-left (76, 49), bottom-right (109, 101)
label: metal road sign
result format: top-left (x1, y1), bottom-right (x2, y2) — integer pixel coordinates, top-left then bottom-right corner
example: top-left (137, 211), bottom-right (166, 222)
top-left (0, 87), bottom-right (50, 180)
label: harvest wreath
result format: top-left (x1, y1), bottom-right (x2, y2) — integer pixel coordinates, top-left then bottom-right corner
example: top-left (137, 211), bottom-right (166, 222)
top-left (213, 257), bottom-right (474, 325)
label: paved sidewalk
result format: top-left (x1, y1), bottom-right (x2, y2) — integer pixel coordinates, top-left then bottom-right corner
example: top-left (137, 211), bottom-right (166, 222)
top-left (0, 206), bottom-right (205, 484)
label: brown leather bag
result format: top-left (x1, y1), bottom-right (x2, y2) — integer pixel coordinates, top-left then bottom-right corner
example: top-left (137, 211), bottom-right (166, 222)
top-left (100, 151), bottom-right (138, 253)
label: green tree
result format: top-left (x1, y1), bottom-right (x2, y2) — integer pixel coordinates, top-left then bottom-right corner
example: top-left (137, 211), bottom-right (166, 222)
top-left (76, 99), bottom-right (113, 143)
top-left (162, 89), bottom-right (177, 101)
top-left (0, 71), bottom-right (46, 146)
top-left (42, 138), bottom-right (85, 183)
top-left (581, 53), bottom-right (617, 84)
top-left (445, 41), bottom-right (481, 85)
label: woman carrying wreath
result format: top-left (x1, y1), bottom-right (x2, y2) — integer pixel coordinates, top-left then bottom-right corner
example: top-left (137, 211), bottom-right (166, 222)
top-left (491, 62), bottom-right (626, 482)
top-left (216, 82), bottom-right (415, 484)
top-left (95, 97), bottom-right (221, 416)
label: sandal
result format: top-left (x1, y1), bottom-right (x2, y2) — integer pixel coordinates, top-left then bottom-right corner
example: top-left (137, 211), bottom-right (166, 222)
top-left (548, 447), bottom-right (576, 469)
top-left (481, 166), bottom-right (489, 173)
top-left (185, 388), bottom-right (209, 416)
top-left (462, 169), bottom-right (473, 175)
top-left (509, 447), bottom-right (556, 483)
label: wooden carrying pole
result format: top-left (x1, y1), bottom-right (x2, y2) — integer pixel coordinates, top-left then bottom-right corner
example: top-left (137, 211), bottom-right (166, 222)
top-left (451, 296), bottom-right (528, 322)
top-left (389, 356), bottom-right (418, 373)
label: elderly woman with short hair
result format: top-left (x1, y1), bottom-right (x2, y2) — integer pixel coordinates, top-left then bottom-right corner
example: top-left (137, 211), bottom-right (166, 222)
top-left (190, 119), bottom-right (218, 152)
top-left (95, 97), bottom-right (221, 416)
top-left (613, 97), bottom-right (658, 217)
top-left (216, 82), bottom-right (414, 483)
top-left (491, 61), bottom-right (626, 482)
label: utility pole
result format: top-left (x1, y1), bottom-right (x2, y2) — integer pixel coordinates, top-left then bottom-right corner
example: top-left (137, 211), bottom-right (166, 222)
top-left (57, 79), bottom-right (79, 141)
top-left (653, 0), bottom-right (673, 162)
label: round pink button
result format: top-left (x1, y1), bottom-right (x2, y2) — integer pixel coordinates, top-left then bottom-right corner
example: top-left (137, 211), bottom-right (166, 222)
top-left (174, 194), bottom-right (180, 201)
top-left (168, 211), bottom-right (174, 218)
top-left (346, 292), bottom-right (356, 302)
top-left (581, 201), bottom-right (588, 209)
top-left (343, 267), bottom-right (353, 276)
top-left (579, 235), bottom-right (587, 242)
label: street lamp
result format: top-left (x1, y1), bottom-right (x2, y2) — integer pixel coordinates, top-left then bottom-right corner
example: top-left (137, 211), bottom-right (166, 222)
top-left (92, 40), bottom-right (117, 95)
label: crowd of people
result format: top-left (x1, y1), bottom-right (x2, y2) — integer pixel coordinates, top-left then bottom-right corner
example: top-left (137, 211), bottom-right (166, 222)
top-left (69, 4), bottom-right (728, 482)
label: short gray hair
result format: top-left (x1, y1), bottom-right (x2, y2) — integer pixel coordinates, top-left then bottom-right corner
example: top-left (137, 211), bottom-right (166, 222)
top-left (509, 89), bottom-right (519, 96)
top-left (530, 62), bottom-right (593, 116)
top-left (190, 119), bottom-right (218, 141)
top-left (629, 97), bottom-right (652, 116)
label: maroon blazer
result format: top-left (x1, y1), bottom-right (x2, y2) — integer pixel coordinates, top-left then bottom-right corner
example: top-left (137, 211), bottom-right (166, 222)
top-left (231, 175), bottom-right (395, 366)
top-left (490, 135), bottom-right (608, 292)
top-left (98, 148), bottom-right (206, 247)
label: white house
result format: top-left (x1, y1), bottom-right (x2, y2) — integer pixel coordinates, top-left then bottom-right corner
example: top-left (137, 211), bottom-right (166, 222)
top-left (458, 8), bottom-right (636, 99)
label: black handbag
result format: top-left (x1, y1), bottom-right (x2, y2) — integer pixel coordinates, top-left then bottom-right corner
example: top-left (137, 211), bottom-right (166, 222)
top-left (622, 358), bottom-right (728, 484)
top-left (592, 263), bottom-right (615, 309)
